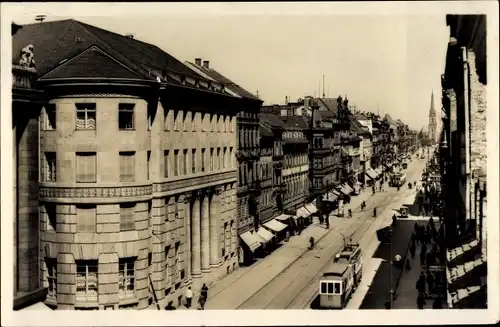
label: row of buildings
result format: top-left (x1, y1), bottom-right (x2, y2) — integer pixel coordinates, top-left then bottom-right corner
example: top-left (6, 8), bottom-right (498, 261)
top-left (439, 14), bottom-right (487, 308)
top-left (11, 19), bottom-right (415, 310)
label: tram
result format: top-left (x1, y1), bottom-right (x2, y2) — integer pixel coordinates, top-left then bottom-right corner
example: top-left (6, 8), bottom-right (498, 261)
top-left (318, 242), bottom-right (363, 309)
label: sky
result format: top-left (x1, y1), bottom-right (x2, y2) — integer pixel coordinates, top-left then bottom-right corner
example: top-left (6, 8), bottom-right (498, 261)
top-left (4, 2), bottom-right (455, 131)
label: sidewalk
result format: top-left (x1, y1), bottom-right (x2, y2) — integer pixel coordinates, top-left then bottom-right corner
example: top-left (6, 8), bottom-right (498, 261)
top-left (392, 222), bottom-right (434, 309)
top-left (184, 187), bottom-right (376, 310)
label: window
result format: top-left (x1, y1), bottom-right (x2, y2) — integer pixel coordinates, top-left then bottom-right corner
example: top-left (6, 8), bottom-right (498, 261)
top-left (147, 151), bottom-right (151, 180)
top-left (119, 258), bottom-right (136, 300)
top-left (230, 221), bottom-right (234, 251)
top-left (75, 103), bottom-right (96, 130)
top-left (120, 152), bottom-right (135, 182)
top-left (45, 258), bottom-right (57, 298)
top-left (174, 242), bottom-right (180, 280)
top-left (223, 147), bottom-right (227, 169)
top-left (173, 150), bottom-right (179, 176)
top-left (327, 282), bottom-right (334, 294)
top-left (164, 150), bottom-right (170, 178)
top-left (41, 152), bottom-right (56, 182)
top-left (201, 148), bottom-right (206, 172)
top-left (43, 203), bottom-right (57, 231)
top-left (210, 148), bottom-right (214, 170)
top-left (224, 222), bottom-right (230, 254)
top-left (334, 282), bottom-right (341, 294)
top-left (76, 204), bottom-right (96, 233)
top-left (76, 260), bottom-right (98, 303)
top-left (42, 104), bottom-right (56, 130)
top-left (217, 148), bottom-right (221, 170)
top-left (120, 203), bottom-right (135, 231)
top-left (229, 147), bottom-right (233, 168)
top-left (182, 149), bottom-right (188, 175)
top-left (165, 245), bottom-right (171, 286)
top-left (191, 149), bottom-right (196, 173)
top-left (76, 152), bottom-right (97, 183)
top-left (118, 103), bottom-right (135, 130)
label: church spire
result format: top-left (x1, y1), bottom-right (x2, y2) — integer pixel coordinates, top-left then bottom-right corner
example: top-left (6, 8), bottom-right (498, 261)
top-left (429, 90), bottom-right (436, 117)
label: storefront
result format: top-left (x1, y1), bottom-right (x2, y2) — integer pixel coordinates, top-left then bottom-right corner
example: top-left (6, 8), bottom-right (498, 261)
top-left (256, 227), bottom-right (276, 254)
top-left (263, 217), bottom-right (289, 242)
top-left (239, 230), bottom-right (263, 265)
top-left (365, 168), bottom-right (378, 185)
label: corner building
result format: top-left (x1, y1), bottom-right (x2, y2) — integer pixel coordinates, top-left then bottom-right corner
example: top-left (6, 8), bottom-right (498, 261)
top-left (13, 19), bottom-right (241, 310)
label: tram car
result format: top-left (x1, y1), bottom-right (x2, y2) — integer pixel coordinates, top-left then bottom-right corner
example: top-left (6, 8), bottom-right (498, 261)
top-left (318, 242), bottom-right (363, 309)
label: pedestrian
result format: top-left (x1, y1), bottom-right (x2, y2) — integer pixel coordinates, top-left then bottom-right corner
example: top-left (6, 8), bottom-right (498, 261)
top-left (405, 258), bottom-right (411, 270)
top-left (410, 242), bottom-right (416, 258)
top-left (326, 216), bottom-right (330, 229)
top-left (426, 272), bottom-right (435, 294)
top-left (185, 286), bottom-right (193, 308)
top-left (420, 250), bottom-right (426, 267)
top-left (201, 283), bottom-right (208, 301)
top-left (319, 215), bottom-right (324, 225)
top-left (417, 293), bottom-right (426, 309)
top-left (198, 294), bottom-right (206, 310)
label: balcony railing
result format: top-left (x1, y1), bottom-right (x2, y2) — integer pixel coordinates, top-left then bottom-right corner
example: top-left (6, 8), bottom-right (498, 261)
top-left (12, 65), bottom-right (37, 89)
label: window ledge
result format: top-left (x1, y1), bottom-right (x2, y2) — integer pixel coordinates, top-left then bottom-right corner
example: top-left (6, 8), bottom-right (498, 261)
top-left (119, 129), bottom-right (136, 131)
top-left (119, 297), bottom-right (139, 307)
top-left (74, 302), bottom-right (99, 310)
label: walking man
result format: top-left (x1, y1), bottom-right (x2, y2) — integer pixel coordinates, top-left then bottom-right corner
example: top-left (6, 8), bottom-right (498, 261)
top-left (185, 286), bottom-right (193, 308)
top-left (410, 242), bottom-right (416, 259)
top-left (417, 293), bottom-right (426, 309)
top-left (201, 283), bottom-right (208, 301)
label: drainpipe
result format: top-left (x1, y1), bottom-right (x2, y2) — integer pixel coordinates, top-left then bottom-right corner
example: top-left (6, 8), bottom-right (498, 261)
top-left (462, 46), bottom-right (471, 231)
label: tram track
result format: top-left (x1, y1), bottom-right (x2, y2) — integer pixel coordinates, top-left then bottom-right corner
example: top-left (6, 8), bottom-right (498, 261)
top-left (236, 161), bottom-right (424, 310)
top-left (236, 191), bottom-right (399, 309)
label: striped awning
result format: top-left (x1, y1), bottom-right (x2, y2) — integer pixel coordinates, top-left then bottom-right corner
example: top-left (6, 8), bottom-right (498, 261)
top-left (240, 231), bottom-right (262, 252)
top-left (296, 207), bottom-right (310, 218)
top-left (264, 219), bottom-right (288, 233)
top-left (344, 184), bottom-right (354, 193)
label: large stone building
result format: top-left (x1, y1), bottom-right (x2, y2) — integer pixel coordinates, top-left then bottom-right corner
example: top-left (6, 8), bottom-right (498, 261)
top-left (12, 19), bottom-right (253, 310)
top-left (185, 58), bottom-right (263, 266)
top-left (440, 14), bottom-right (487, 308)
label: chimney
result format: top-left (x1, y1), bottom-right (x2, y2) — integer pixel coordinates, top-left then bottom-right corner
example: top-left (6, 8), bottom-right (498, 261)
top-left (195, 58), bottom-right (202, 66)
top-left (203, 60), bottom-right (209, 69)
top-left (125, 34), bottom-right (134, 39)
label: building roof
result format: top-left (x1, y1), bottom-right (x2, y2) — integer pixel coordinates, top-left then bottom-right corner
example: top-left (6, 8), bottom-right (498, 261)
top-left (187, 61), bottom-right (260, 101)
top-left (259, 113), bottom-right (285, 129)
top-left (13, 19), bottom-right (204, 81)
top-left (355, 112), bottom-right (369, 120)
top-left (317, 97), bottom-right (340, 114)
top-left (279, 115), bottom-right (308, 130)
top-left (260, 123), bottom-right (274, 137)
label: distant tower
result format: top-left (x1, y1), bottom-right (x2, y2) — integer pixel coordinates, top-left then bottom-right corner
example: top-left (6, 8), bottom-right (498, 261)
top-left (428, 90), bottom-right (437, 144)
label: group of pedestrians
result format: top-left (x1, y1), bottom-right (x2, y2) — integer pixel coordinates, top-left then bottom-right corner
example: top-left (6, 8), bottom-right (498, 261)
top-left (410, 218), bottom-right (446, 309)
top-left (179, 283), bottom-right (209, 310)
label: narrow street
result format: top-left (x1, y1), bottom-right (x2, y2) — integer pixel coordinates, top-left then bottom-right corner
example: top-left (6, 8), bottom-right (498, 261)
top-left (202, 157), bottom-right (427, 310)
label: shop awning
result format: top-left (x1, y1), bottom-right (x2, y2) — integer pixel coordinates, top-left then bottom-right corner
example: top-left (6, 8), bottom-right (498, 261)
top-left (323, 192), bottom-right (338, 202)
top-left (447, 285), bottom-right (485, 308)
top-left (344, 184), bottom-right (354, 193)
top-left (240, 231), bottom-right (262, 252)
top-left (366, 169), bottom-right (378, 180)
top-left (375, 167), bottom-right (383, 175)
top-left (275, 214), bottom-right (293, 222)
top-left (305, 203), bottom-right (318, 214)
top-left (447, 257), bottom-right (486, 286)
top-left (340, 184), bottom-right (352, 196)
top-left (332, 190), bottom-right (341, 197)
top-left (264, 219), bottom-right (288, 232)
top-left (257, 227), bottom-right (274, 243)
top-left (296, 207), bottom-right (309, 218)
top-left (447, 239), bottom-right (480, 263)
